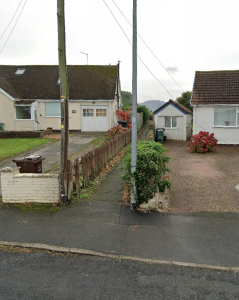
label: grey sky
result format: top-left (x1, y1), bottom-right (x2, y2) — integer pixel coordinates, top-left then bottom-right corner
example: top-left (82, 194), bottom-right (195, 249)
top-left (0, 0), bottom-right (239, 103)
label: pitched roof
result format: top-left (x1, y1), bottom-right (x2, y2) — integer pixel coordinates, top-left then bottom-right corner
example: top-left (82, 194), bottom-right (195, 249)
top-left (154, 99), bottom-right (192, 115)
top-left (191, 70), bottom-right (239, 105)
top-left (0, 65), bottom-right (118, 100)
top-left (0, 77), bottom-right (20, 98)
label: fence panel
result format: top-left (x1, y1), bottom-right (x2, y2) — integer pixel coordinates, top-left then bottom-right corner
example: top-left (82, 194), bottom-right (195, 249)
top-left (76, 129), bottom-right (132, 189)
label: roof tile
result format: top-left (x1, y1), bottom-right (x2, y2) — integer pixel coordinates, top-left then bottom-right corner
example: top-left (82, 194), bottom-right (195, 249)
top-left (191, 70), bottom-right (239, 105)
top-left (0, 65), bottom-right (118, 100)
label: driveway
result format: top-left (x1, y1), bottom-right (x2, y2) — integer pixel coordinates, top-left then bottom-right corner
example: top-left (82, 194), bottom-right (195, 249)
top-left (165, 141), bottom-right (239, 213)
top-left (0, 132), bottom-right (103, 195)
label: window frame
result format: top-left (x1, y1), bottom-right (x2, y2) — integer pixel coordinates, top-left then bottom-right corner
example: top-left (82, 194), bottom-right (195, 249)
top-left (45, 102), bottom-right (61, 117)
top-left (83, 108), bottom-right (94, 117)
top-left (214, 106), bottom-right (239, 127)
top-left (15, 105), bottom-right (32, 120)
top-left (96, 108), bottom-right (107, 117)
top-left (165, 116), bottom-right (177, 128)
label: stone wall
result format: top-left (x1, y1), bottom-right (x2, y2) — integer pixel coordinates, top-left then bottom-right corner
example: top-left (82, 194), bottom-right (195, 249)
top-left (0, 167), bottom-right (59, 203)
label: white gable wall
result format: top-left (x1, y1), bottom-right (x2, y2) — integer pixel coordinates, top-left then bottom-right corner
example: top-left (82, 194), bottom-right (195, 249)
top-left (193, 105), bottom-right (239, 144)
top-left (154, 104), bottom-right (191, 141)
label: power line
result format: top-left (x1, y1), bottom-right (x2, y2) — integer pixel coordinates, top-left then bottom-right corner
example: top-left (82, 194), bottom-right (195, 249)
top-left (0, 0), bottom-right (28, 54)
top-left (110, 0), bottom-right (184, 92)
top-left (102, 0), bottom-right (175, 99)
top-left (0, 0), bottom-right (25, 42)
top-left (192, 118), bottom-right (229, 144)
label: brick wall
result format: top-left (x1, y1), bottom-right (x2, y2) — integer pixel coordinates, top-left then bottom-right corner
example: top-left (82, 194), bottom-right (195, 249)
top-left (0, 167), bottom-right (59, 203)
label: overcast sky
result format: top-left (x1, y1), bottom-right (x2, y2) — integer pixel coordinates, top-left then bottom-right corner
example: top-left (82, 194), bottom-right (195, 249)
top-left (0, 0), bottom-right (239, 103)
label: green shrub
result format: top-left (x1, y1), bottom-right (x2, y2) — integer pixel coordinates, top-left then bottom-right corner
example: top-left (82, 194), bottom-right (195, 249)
top-left (137, 105), bottom-right (149, 124)
top-left (123, 141), bottom-right (171, 206)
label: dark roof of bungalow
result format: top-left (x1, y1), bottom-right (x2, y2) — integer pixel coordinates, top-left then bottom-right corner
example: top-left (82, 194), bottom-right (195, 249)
top-left (191, 70), bottom-right (239, 105)
top-left (154, 99), bottom-right (192, 115)
top-left (0, 65), bottom-right (119, 100)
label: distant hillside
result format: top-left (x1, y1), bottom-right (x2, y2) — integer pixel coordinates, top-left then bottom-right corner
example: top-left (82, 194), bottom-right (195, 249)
top-left (122, 91), bottom-right (132, 108)
top-left (139, 100), bottom-right (165, 112)
top-left (121, 92), bottom-right (165, 112)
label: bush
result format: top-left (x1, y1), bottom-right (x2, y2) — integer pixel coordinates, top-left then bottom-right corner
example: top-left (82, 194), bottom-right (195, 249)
top-left (108, 124), bottom-right (128, 140)
top-left (137, 105), bottom-right (149, 124)
top-left (123, 141), bottom-right (171, 206)
top-left (188, 131), bottom-right (218, 153)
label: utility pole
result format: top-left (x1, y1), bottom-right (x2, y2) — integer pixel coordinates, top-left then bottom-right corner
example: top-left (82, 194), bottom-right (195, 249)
top-left (131, 0), bottom-right (137, 210)
top-left (57, 0), bottom-right (69, 203)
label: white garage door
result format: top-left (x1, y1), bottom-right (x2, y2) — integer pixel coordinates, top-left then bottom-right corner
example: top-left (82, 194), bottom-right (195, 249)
top-left (81, 106), bottom-right (108, 131)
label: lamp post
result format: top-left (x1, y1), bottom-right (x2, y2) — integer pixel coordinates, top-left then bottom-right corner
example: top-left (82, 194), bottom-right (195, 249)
top-left (80, 52), bottom-right (88, 65)
top-left (131, 0), bottom-right (137, 210)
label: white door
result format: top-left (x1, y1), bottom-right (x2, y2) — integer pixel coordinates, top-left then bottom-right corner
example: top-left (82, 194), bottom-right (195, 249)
top-left (32, 102), bottom-right (40, 131)
top-left (81, 106), bottom-right (108, 131)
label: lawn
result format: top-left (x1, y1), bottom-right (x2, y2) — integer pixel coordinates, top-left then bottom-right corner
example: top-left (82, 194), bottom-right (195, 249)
top-left (0, 138), bottom-right (52, 161)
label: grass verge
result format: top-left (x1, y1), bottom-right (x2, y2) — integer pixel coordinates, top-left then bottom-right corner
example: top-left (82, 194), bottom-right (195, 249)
top-left (0, 138), bottom-right (53, 161)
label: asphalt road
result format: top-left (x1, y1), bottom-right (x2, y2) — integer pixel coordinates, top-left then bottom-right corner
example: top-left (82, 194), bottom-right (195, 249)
top-left (1, 250), bottom-right (239, 300)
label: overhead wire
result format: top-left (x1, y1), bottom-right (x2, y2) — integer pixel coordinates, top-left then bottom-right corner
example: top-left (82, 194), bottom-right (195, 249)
top-left (102, 0), bottom-right (175, 99)
top-left (192, 117), bottom-right (229, 144)
top-left (0, 0), bottom-right (28, 54)
top-left (110, 0), bottom-right (184, 92)
top-left (0, 0), bottom-right (25, 42)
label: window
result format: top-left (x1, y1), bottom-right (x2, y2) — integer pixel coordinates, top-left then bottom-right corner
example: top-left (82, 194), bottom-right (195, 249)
top-left (15, 105), bottom-right (31, 119)
top-left (96, 109), bottom-right (107, 117)
top-left (165, 116), bottom-right (177, 128)
top-left (83, 109), bottom-right (94, 117)
top-left (214, 107), bottom-right (239, 126)
top-left (45, 102), bottom-right (61, 117)
top-left (15, 68), bottom-right (26, 75)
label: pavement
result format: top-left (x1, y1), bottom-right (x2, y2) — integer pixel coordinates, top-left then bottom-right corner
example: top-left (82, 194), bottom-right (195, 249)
top-left (1, 128), bottom-right (239, 270)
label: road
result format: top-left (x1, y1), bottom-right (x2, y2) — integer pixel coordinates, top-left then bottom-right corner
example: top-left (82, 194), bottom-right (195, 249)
top-left (1, 250), bottom-right (239, 300)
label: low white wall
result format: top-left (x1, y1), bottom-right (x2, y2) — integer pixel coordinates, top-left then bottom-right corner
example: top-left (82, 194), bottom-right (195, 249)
top-left (0, 167), bottom-right (59, 203)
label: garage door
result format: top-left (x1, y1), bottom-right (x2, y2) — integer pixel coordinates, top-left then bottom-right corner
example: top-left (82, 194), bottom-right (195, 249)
top-left (81, 106), bottom-right (108, 131)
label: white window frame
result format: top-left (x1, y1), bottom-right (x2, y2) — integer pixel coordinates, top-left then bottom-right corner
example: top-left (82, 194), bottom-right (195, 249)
top-left (214, 106), bottom-right (239, 127)
top-left (45, 102), bottom-right (61, 117)
top-left (165, 116), bottom-right (177, 128)
top-left (15, 105), bottom-right (32, 120)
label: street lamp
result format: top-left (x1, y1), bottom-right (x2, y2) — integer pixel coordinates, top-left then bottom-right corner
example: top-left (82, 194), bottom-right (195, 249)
top-left (80, 52), bottom-right (88, 65)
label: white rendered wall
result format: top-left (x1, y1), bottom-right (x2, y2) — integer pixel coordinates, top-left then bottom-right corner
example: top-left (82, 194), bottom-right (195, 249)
top-left (0, 167), bottom-right (59, 203)
top-left (154, 104), bottom-right (188, 141)
top-left (193, 106), bottom-right (239, 144)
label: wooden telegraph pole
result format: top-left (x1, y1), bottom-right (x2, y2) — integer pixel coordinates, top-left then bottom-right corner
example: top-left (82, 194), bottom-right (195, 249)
top-left (57, 0), bottom-right (69, 203)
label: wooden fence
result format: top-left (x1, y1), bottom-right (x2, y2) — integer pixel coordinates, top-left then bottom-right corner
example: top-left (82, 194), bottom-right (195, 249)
top-left (66, 129), bottom-right (131, 199)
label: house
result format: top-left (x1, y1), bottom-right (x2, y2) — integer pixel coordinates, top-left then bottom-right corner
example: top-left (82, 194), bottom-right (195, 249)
top-left (153, 99), bottom-right (192, 141)
top-left (0, 64), bottom-right (122, 132)
top-left (191, 70), bottom-right (239, 144)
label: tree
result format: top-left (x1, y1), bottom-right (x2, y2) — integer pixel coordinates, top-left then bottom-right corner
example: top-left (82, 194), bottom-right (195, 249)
top-left (175, 91), bottom-right (192, 112)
